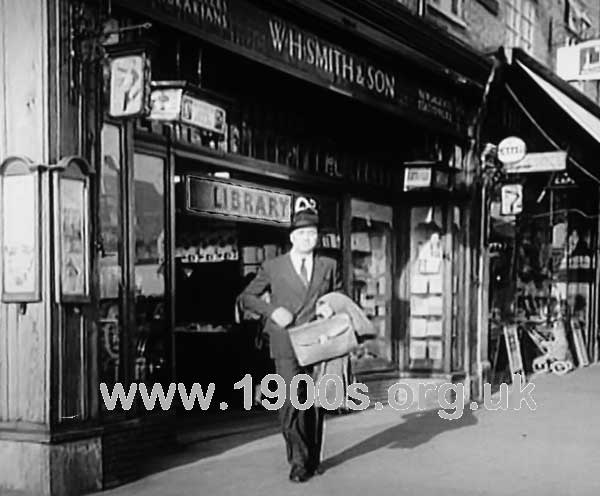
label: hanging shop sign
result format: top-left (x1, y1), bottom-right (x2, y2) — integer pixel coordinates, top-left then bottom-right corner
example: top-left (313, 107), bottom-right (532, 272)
top-left (0, 156), bottom-right (43, 303)
top-left (402, 163), bottom-right (452, 191)
top-left (500, 184), bottom-right (523, 216)
top-left (105, 44), bottom-right (152, 119)
top-left (113, 0), bottom-right (468, 133)
top-left (497, 136), bottom-right (527, 165)
top-left (186, 176), bottom-right (293, 225)
top-left (504, 151), bottom-right (567, 174)
top-left (149, 81), bottom-right (227, 135)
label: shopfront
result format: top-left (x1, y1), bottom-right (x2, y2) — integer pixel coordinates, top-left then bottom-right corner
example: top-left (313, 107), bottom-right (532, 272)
top-left (0, 0), bottom-right (492, 493)
top-left (484, 49), bottom-right (600, 384)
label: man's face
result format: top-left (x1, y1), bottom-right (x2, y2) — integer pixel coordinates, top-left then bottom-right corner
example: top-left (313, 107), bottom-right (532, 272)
top-left (290, 226), bottom-right (318, 254)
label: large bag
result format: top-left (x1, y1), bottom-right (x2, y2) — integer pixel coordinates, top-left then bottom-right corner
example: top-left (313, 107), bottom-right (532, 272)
top-left (288, 313), bottom-right (358, 366)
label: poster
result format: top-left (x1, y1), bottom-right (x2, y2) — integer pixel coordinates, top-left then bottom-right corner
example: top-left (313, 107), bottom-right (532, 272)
top-left (60, 178), bottom-right (88, 296)
top-left (2, 174), bottom-right (38, 297)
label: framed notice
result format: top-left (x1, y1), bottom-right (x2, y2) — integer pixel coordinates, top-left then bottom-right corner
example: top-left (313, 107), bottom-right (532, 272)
top-left (53, 157), bottom-right (94, 303)
top-left (56, 177), bottom-right (90, 301)
top-left (0, 167), bottom-right (42, 302)
top-left (503, 325), bottom-right (525, 379)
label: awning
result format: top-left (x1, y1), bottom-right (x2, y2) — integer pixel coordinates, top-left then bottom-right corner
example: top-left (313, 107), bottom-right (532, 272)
top-left (503, 50), bottom-right (600, 185)
top-left (516, 60), bottom-right (600, 144)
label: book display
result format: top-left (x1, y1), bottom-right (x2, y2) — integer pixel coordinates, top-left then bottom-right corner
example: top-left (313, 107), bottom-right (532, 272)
top-left (349, 200), bottom-right (393, 373)
top-left (409, 206), bottom-right (445, 370)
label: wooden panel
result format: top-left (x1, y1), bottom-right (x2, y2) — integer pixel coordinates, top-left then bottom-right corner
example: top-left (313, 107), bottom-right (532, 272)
top-left (0, 0), bottom-right (49, 159)
top-left (0, 0), bottom-right (51, 427)
top-left (59, 307), bottom-right (85, 422)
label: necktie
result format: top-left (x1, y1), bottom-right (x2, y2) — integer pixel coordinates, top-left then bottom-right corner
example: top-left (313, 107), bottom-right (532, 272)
top-left (300, 258), bottom-right (309, 287)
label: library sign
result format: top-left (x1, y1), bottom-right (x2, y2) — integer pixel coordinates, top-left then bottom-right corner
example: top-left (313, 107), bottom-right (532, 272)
top-left (186, 176), bottom-right (292, 225)
top-left (118, 0), bottom-right (466, 132)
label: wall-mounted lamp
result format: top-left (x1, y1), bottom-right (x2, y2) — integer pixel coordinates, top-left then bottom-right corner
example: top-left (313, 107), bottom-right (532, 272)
top-left (148, 81), bottom-right (228, 149)
top-left (104, 42), bottom-right (152, 119)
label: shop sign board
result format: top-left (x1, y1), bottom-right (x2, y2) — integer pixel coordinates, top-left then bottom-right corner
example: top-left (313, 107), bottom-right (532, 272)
top-left (186, 176), bottom-right (292, 225)
top-left (497, 136), bottom-right (527, 165)
top-left (504, 151), bottom-right (567, 174)
top-left (180, 95), bottom-right (227, 135)
top-left (500, 184), bottom-right (523, 216)
top-left (403, 167), bottom-right (432, 190)
top-left (113, 0), bottom-right (468, 132)
top-left (149, 88), bottom-right (227, 135)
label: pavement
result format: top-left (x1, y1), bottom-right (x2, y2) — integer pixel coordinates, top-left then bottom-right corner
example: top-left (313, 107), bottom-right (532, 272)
top-left (92, 365), bottom-right (600, 496)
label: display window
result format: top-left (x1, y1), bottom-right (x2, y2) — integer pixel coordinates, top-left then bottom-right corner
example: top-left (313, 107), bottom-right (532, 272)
top-left (408, 206), bottom-right (447, 371)
top-left (349, 199), bottom-right (394, 373)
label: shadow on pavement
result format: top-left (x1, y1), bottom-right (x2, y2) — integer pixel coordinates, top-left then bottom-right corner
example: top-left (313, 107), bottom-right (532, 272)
top-left (138, 410), bottom-right (281, 477)
top-left (322, 407), bottom-right (478, 471)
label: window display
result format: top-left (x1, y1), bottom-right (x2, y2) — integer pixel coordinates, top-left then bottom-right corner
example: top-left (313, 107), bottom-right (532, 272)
top-left (349, 199), bottom-right (393, 373)
top-left (409, 206), bottom-right (446, 370)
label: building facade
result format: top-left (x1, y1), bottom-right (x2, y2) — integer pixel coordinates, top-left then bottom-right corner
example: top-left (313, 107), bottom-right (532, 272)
top-left (0, 1), bottom-right (496, 494)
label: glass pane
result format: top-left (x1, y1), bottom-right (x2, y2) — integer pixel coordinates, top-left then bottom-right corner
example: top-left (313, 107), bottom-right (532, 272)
top-left (132, 153), bottom-right (168, 384)
top-left (409, 206), bottom-right (445, 371)
top-left (99, 124), bottom-right (123, 399)
top-left (349, 200), bottom-right (393, 373)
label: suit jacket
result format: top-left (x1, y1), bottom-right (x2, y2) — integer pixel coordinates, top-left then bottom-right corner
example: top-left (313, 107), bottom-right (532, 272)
top-left (238, 253), bottom-right (343, 359)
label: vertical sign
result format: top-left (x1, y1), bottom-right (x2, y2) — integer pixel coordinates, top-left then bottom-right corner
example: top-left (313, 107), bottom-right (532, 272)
top-left (501, 184), bottom-right (523, 216)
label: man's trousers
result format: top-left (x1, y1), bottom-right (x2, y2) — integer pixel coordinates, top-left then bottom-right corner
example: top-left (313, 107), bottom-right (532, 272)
top-left (274, 358), bottom-right (325, 471)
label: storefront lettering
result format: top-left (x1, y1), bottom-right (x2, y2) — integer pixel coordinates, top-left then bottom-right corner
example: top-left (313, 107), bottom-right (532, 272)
top-left (417, 89), bottom-right (455, 124)
top-left (152, 0), bottom-right (229, 30)
top-left (188, 177), bottom-right (292, 224)
top-left (125, 0), bottom-right (466, 130)
top-left (268, 19), bottom-right (396, 99)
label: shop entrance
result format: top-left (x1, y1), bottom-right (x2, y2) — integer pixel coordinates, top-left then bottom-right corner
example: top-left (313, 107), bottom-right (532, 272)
top-left (172, 160), bottom-right (343, 413)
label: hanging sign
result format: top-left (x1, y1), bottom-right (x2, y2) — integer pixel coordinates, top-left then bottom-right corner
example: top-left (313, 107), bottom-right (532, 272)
top-left (497, 136), bottom-right (527, 165)
top-left (500, 184), bottom-right (523, 216)
top-left (186, 176), bottom-right (293, 225)
top-left (504, 151), bottom-right (567, 174)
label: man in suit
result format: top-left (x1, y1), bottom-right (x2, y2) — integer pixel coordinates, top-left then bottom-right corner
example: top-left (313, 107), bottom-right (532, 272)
top-left (238, 198), bottom-right (342, 482)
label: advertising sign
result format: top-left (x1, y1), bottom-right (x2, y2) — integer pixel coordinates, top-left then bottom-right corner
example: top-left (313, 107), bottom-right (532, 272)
top-left (501, 184), bottom-right (523, 216)
top-left (497, 137), bottom-right (527, 165)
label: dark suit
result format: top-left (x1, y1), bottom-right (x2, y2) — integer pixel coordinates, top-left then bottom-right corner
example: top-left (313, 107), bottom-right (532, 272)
top-left (239, 252), bottom-right (342, 472)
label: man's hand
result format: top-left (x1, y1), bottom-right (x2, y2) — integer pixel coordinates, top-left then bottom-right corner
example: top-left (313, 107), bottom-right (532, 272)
top-left (316, 301), bottom-right (334, 319)
top-left (270, 307), bottom-right (294, 328)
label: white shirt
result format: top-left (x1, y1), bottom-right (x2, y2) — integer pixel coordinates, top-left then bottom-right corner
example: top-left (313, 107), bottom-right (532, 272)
top-left (289, 250), bottom-right (313, 284)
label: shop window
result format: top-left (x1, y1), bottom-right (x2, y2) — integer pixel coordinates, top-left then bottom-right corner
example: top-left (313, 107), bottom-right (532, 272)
top-left (132, 153), bottom-right (168, 384)
top-left (408, 206), bottom-right (446, 371)
top-left (99, 123), bottom-right (123, 400)
top-left (350, 199), bottom-right (394, 374)
top-left (505, 0), bottom-right (536, 54)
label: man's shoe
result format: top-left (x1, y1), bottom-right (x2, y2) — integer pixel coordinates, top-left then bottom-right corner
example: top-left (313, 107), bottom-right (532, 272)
top-left (289, 467), bottom-right (311, 483)
top-left (311, 465), bottom-right (325, 476)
